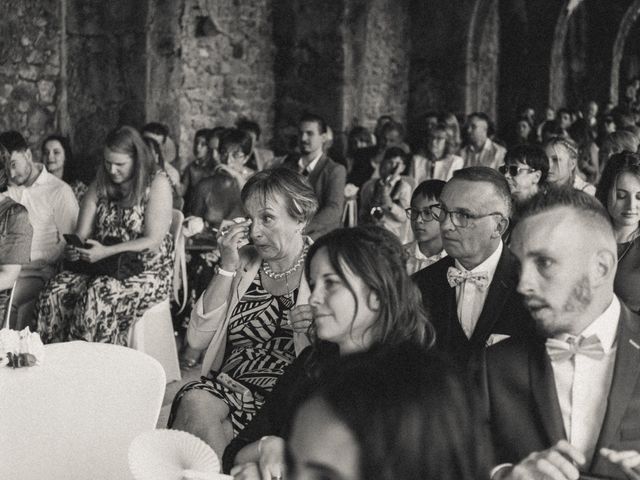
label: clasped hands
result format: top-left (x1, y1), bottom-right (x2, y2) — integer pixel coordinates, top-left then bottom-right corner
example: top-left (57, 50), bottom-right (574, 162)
top-left (498, 441), bottom-right (640, 480)
top-left (65, 239), bottom-right (110, 263)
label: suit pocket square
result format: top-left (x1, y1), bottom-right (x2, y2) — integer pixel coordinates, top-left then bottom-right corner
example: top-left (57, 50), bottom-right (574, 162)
top-left (486, 334), bottom-right (511, 347)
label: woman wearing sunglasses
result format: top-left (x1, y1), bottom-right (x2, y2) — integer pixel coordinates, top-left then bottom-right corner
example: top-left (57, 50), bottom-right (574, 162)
top-left (498, 144), bottom-right (549, 208)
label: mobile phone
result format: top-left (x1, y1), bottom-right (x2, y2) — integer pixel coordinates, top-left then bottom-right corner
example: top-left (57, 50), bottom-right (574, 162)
top-left (63, 234), bottom-right (86, 248)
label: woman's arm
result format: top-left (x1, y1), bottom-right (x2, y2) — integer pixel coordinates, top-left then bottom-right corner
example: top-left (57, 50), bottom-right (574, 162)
top-left (382, 180), bottom-right (411, 222)
top-left (75, 181), bottom-right (98, 240)
top-left (81, 173), bottom-right (173, 262)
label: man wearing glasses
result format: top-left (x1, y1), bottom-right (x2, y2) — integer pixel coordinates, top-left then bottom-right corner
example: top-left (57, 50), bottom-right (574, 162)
top-left (499, 144), bottom-right (549, 210)
top-left (412, 167), bottom-right (535, 368)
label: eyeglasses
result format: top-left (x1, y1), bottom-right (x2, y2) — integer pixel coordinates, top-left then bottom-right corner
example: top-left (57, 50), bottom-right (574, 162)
top-left (498, 165), bottom-right (536, 177)
top-left (405, 207), bottom-right (436, 222)
top-left (430, 204), bottom-right (504, 228)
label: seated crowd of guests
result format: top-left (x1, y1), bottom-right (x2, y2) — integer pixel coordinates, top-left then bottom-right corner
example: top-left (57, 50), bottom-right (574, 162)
top-left (3, 98), bottom-right (640, 480)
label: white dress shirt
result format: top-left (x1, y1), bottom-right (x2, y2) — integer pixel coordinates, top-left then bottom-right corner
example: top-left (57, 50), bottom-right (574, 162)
top-left (403, 241), bottom-right (447, 275)
top-left (549, 296), bottom-right (620, 462)
top-left (298, 152), bottom-right (322, 175)
top-left (454, 242), bottom-right (503, 338)
top-left (7, 165), bottom-right (79, 265)
top-left (461, 139), bottom-right (506, 170)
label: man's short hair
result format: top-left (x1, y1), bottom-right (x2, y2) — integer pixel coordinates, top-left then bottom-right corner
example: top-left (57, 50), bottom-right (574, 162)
top-left (504, 144), bottom-right (550, 184)
top-left (412, 179), bottom-right (445, 204)
top-left (236, 118), bottom-right (261, 140)
top-left (0, 131), bottom-right (28, 154)
top-left (468, 112), bottom-right (493, 136)
top-left (141, 122), bottom-right (170, 142)
top-left (382, 146), bottom-right (408, 164)
top-left (450, 166), bottom-right (512, 217)
top-left (299, 113), bottom-right (328, 134)
top-left (519, 186), bottom-right (614, 240)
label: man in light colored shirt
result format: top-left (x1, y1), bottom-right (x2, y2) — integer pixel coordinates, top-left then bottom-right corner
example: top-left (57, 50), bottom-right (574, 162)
top-left (485, 187), bottom-right (640, 480)
top-left (461, 112), bottom-right (506, 170)
top-left (282, 113), bottom-right (346, 239)
top-left (412, 167), bottom-right (535, 367)
top-left (0, 131), bottom-right (78, 328)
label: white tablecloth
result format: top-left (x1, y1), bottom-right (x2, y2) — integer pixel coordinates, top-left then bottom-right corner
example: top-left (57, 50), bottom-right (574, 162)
top-left (0, 341), bottom-right (166, 480)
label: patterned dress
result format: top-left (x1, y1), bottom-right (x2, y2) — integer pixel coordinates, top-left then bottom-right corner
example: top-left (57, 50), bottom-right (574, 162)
top-left (36, 176), bottom-right (173, 345)
top-left (168, 272), bottom-right (298, 435)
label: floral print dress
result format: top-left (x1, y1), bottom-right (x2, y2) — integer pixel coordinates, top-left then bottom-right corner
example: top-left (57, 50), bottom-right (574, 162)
top-left (36, 176), bottom-right (173, 345)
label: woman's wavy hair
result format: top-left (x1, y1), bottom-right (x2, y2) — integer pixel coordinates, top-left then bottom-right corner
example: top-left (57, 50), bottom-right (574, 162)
top-left (304, 225), bottom-right (434, 350)
top-left (293, 345), bottom-right (488, 480)
top-left (596, 151), bottom-right (640, 209)
top-left (96, 126), bottom-right (156, 205)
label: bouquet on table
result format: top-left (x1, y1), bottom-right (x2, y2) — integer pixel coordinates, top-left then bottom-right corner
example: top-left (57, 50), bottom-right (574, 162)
top-left (0, 327), bottom-right (44, 368)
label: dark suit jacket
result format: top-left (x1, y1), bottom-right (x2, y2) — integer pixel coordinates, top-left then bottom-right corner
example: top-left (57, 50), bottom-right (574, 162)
top-left (412, 247), bottom-right (535, 367)
top-left (282, 154), bottom-right (347, 240)
top-left (484, 302), bottom-right (640, 479)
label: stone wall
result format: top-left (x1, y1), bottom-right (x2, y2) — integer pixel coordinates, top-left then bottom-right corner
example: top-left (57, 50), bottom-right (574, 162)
top-left (66, 0), bottom-right (148, 178)
top-left (177, 0), bottom-right (275, 160)
top-left (350, 0), bottom-right (410, 132)
top-left (0, 0), bottom-right (61, 153)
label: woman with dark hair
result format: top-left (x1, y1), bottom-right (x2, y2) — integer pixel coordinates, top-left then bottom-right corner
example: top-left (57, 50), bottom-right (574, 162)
top-left (287, 344), bottom-right (489, 480)
top-left (169, 168), bottom-right (318, 458)
top-left (216, 128), bottom-right (255, 188)
top-left (499, 144), bottom-right (549, 208)
top-left (0, 143), bottom-right (33, 321)
top-left (224, 226), bottom-right (433, 479)
top-left (182, 128), bottom-right (218, 211)
top-left (410, 123), bottom-right (463, 184)
top-left (344, 126), bottom-right (374, 175)
top-left (41, 134), bottom-right (87, 202)
top-left (510, 116), bottom-right (537, 147)
top-left (36, 126), bottom-right (174, 344)
top-left (596, 151), bottom-right (640, 312)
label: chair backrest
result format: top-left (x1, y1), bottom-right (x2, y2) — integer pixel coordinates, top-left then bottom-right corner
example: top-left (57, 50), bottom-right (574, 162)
top-left (170, 209), bottom-right (188, 312)
top-left (0, 341), bottom-right (166, 479)
top-left (3, 280), bottom-right (16, 329)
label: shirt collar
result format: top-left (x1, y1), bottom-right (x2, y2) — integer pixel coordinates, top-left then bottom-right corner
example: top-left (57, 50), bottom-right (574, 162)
top-left (565, 296), bottom-right (621, 354)
top-left (455, 241), bottom-right (503, 278)
top-left (413, 242), bottom-right (446, 263)
top-left (298, 152), bottom-right (323, 174)
top-left (469, 139), bottom-right (490, 154)
top-left (30, 164), bottom-right (49, 186)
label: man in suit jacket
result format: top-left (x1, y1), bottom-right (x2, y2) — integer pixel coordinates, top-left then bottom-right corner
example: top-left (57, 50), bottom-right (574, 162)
top-left (282, 113), bottom-right (346, 240)
top-left (413, 167), bottom-right (535, 367)
top-left (485, 187), bottom-right (640, 480)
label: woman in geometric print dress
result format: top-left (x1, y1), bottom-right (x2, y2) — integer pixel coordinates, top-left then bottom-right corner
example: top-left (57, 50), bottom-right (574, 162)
top-left (168, 168), bottom-right (318, 459)
top-left (36, 126), bottom-right (173, 345)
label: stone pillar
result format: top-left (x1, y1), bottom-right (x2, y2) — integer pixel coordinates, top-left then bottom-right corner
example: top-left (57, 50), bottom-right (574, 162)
top-left (176, 0), bottom-right (275, 159)
top-left (0, 0), bottom-right (61, 151)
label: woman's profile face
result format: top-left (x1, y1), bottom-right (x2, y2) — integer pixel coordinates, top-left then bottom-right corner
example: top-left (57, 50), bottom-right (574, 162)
top-left (194, 135), bottom-right (209, 160)
top-left (244, 192), bottom-right (303, 261)
top-left (608, 172), bottom-right (640, 230)
top-left (104, 148), bottom-right (134, 185)
top-left (43, 140), bottom-right (66, 174)
top-left (308, 247), bottom-right (377, 353)
top-left (517, 120), bottom-right (531, 140)
top-left (288, 396), bottom-right (360, 480)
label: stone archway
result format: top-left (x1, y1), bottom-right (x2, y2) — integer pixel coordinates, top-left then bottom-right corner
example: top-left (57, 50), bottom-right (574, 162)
top-left (611, 0), bottom-right (640, 104)
top-left (465, 0), bottom-right (499, 120)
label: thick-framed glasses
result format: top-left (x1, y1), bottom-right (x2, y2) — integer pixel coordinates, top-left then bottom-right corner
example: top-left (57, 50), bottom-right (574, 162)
top-left (498, 165), bottom-right (536, 177)
top-left (430, 204), bottom-right (504, 228)
top-left (405, 207), bottom-right (436, 222)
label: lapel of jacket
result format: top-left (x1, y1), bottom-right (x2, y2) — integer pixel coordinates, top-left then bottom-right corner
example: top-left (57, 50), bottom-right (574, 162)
top-left (437, 256), bottom-right (468, 344)
top-left (591, 303), bottom-right (640, 468)
top-left (307, 154), bottom-right (328, 187)
top-left (470, 247), bottom-right (514, 345)
top-left (529, 340), bottom-right (567, 444)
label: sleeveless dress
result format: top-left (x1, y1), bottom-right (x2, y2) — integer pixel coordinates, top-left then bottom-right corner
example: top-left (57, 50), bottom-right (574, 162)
top-left (168, 272), bottom-right (298, 435)
top-left (36, 173), bottom-right (174, 345)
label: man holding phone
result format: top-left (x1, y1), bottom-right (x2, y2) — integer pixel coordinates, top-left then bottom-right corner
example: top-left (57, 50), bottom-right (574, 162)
top-left (485, 188), bottom-right (640, 480)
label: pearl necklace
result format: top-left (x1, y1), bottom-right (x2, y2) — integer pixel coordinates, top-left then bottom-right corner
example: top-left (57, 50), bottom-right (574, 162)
top-left (262, 243), bottom-right (309, 280)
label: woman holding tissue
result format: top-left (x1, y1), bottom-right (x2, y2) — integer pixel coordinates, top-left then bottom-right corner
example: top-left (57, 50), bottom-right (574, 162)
top-left (168, 168), bottom-right (318, 458)
top-left (36, 126), bottom-right (174, 345)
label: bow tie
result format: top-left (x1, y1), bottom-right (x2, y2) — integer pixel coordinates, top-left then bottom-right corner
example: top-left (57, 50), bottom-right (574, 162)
top-left (546, 335), bottom-right (605, 362)
top-left (446, 266), bottom-right (489, 290)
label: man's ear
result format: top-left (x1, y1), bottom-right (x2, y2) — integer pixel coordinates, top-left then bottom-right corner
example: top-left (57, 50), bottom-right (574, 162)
top-left (590, 248), bottom-right (617, 287)
top-left (492, 215), bottom-right (510, 238)
top-left (367, 290), bottom-right (380, 312)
